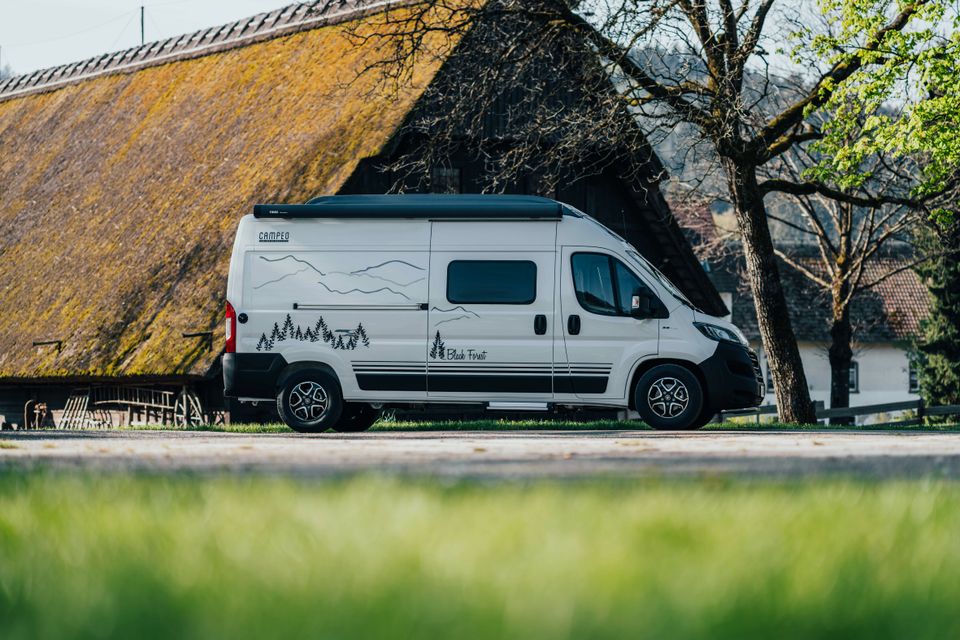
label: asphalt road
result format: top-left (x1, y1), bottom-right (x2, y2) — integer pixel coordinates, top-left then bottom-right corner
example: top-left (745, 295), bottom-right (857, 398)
top-left (3, 429), bottom-right (960, 478)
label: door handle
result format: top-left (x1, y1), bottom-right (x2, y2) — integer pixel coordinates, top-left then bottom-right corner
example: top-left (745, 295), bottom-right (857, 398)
top-left (567, 314), bottom-right (581, 335)
top-left (534, 314), bottom-right (547, 335)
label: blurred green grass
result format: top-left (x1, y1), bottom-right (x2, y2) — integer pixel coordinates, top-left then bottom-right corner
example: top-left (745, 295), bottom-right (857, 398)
top-left (2, 472), bottom-right (960, 639)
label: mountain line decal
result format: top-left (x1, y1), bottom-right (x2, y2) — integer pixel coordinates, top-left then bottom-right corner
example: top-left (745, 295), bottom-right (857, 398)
top-left (431, 305), bottom-right (481, 326)
top-left (254, 255), bottom-right (424, 297)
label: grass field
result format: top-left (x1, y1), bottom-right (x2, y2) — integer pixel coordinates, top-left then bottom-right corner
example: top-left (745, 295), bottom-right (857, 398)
top-left (2, 472), bottom-right (960, 639)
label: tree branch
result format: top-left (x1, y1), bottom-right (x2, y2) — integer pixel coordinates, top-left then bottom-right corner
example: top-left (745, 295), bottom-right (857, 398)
top-left (775, 250), bottom-right (832, 289)
top-left (561, 7), bottom-right (717, 131)
top-left (759, 178), bottom-right (930, 208)
top-left (747, 1), bottom-right (926, 160)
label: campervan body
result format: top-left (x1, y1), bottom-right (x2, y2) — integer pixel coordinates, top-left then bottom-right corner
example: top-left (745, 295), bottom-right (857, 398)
top-left (223, 195), bottom-right (763, 431)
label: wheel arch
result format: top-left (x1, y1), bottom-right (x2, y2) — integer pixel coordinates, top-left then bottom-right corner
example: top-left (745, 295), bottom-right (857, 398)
top-left (276, 361), bottom-right (342, 392)
top-left (626, 358), bottom-right (707, 410)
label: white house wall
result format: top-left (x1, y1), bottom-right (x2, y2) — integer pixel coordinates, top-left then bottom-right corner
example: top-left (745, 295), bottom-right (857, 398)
top-left (753, 340), bottom-right (918, 424)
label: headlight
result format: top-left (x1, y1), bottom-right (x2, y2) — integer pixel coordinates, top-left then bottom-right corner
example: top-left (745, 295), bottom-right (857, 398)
top-left (694, 322), bottom-right (747, 345)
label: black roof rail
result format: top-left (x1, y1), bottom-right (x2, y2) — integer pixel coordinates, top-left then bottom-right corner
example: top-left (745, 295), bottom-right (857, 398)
top-left (253, 194), bottom-right (564, 219)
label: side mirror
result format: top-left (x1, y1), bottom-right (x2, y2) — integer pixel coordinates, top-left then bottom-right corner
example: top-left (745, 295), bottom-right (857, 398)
top-left (631, 291), bottom-right (652, 317)
top-left (631, 289), bottom-right (666, 319)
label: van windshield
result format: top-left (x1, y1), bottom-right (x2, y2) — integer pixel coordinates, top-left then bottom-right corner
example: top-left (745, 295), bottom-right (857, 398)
top-left (625, 250), bottom-right (697, 310)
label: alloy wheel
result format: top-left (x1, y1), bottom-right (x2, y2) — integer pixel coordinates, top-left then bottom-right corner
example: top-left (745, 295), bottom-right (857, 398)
top-left (647, 377), bottom-right (690, 418)
top-left (288, 381), bottom-right (329, 423)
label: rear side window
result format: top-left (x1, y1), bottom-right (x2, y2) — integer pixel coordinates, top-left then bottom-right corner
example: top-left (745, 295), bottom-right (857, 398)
top-left (447, 260), bottom-right (537, 304)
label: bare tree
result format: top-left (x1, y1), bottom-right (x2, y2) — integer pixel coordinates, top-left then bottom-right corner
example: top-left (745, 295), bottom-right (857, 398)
top-left (0, 63), bottom-right (14, 81)
top-left (341, 0), bottom-right (957, 423)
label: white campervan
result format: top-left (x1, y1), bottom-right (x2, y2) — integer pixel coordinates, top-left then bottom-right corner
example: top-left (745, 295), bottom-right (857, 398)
top-left (223, 195), bottom-right (762, 431)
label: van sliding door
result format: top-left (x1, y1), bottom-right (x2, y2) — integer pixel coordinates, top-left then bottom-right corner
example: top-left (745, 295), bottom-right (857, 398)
top-left (427, 221), bottom-right (557, 399)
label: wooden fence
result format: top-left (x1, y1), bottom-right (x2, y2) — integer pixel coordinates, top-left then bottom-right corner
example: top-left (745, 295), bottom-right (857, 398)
top-left (719, 399), bottom-right (960, 427)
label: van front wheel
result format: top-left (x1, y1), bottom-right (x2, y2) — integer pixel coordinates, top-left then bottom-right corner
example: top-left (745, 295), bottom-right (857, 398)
top-left (634, 364), bottom-right (706, 430)
top-left (277, 370), bottom-right (343, 433)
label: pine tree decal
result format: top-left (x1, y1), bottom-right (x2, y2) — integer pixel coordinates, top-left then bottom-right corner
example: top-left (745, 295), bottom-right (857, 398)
top-left (313, 317), bottom-right (328, 342)
top-left (430, 331), bottom-right (445, 359)
top-left (281, 314), bottom-right (295, 340)
top-left (261, 315), bottom-right (371, 350)
top-left (356, 323), bottom-right (370, 347)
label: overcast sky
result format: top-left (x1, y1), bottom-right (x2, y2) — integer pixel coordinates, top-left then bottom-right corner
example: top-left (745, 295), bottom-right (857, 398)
top-left (0, 1), bottom-right (292, 75)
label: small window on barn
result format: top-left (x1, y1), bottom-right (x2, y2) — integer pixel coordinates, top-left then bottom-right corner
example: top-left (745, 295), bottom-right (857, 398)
top-left (849, 361), bottom-right (859, 393)
top-left (447, 261), bottom-right (537, 305)
top-left (909, 362), bottom-right (920, 393)
top-left (431, 167), bottom-right (462, 194)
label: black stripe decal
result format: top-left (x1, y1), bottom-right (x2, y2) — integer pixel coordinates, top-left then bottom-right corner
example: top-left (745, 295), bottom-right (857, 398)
top-left (356, 373), bottom-right (427, 391)
top-left (354, 373), bottom-right (609, 394)
top-left (429, 374), bottom-right (552, 393)
top-left (553, 376), bottom-right (609, 394)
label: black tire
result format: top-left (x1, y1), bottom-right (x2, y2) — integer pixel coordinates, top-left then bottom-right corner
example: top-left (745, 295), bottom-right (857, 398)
top-left (334, 403), bottom-right (381, 433)
top-left (276, 369), bottom-right (343, 433)
top-left (634, 364), bottom-right (706, 430)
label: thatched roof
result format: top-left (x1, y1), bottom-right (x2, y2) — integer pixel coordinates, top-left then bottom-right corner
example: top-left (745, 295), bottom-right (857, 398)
top-left (0, 1), bottom-right (457, 380)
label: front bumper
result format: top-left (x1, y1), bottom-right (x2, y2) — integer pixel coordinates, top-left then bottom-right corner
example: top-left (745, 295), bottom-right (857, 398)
top-left (698, 342), bottom-right (764, 411)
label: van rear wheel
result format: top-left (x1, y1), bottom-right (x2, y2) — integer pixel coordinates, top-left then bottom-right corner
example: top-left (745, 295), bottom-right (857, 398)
top-left (635, 364), bottom-right (706, 430)
top-left (334, 404), bottom-right (381, 433)
top-left (277, 370), bottom-right (343, 433)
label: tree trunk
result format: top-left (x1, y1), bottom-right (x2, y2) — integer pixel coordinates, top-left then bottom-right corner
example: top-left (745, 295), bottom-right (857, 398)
top-left (828, 302), bottom-right (853, 425)
top-left (828, 244), bottom-right (853, 425)
top-left (723, 159), bottom-right (817, 424)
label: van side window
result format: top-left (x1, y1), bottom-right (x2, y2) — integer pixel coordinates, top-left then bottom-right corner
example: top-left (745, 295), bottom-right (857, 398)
top-left (447, 260), bottom-right (537, 304)
top-left (613, 260), bottom-right (652, 315)
top-left (571, 253), bottom-right (617, 315)
top-left (572, 253), bottom-right (657, 317)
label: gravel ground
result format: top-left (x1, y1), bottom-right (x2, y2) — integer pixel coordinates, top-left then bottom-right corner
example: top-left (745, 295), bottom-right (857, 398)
top-left (3, 429), bottom-right (960, 478)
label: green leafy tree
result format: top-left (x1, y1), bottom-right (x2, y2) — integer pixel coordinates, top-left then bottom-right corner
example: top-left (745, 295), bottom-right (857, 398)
top-left (353, 0), bottom-right (960, 423)
top-left (916, 222), bottom-right (960, 406)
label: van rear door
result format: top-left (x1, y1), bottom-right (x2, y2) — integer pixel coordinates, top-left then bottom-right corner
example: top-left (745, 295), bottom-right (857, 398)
top-left (427, 221), bottom-right (557, 398)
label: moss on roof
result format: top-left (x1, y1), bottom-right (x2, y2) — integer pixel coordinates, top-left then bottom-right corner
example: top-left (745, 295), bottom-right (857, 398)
top-left (0, 5), bottom-right (459, 379)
